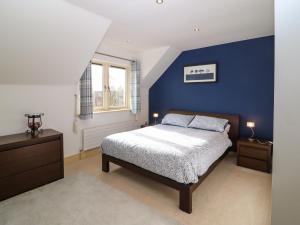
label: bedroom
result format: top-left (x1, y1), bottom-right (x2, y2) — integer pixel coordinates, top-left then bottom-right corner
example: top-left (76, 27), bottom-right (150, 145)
top-left (0, 0), bottom-right (299, 225)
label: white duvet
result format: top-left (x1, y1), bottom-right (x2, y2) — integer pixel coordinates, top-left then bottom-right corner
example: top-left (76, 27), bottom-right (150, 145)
top-left (101, 124), bottom-right (232, 184)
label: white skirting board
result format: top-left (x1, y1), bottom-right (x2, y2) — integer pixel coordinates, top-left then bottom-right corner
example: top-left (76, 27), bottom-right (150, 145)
top-left (82, 121), bottom-right (139, 151)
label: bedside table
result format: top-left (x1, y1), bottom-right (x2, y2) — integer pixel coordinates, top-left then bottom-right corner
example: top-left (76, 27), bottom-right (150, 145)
top-left (237, 139), bottom-right (272, 173)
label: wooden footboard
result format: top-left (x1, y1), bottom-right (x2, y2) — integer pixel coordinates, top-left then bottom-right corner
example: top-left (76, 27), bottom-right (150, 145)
top-left (101, 150), bottom-right (229, 214)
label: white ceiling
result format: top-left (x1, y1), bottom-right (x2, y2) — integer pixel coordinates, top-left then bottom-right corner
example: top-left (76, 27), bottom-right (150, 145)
top-left (67, 0), bottom-right (274, 52)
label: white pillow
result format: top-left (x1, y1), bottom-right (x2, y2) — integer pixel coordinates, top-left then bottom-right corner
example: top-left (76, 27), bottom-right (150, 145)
top-left (188, 115), bottom-right (229, 132)
top-left (161, 113), bottom-right (194, 128)
top-left (224, 124), bottom-right (231, 133)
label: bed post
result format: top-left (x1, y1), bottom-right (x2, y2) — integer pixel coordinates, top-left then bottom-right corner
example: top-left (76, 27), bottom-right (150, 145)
top-left (179, 185), bottom-right (192, 214)
top-left (102, 154), bottom-right (110, 172)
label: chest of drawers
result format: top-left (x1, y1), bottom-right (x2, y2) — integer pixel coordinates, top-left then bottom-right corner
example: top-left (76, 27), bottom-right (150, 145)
top-left (0, 129), bottom-right (64, 200)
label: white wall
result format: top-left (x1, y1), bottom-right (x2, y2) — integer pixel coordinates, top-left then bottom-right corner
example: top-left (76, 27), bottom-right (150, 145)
top-left (0, 85), bottom-right (80, 157)
top-left (0, 42), bottom-right (180, 157)
top-left (272, 1), bottom-right (300, 225)
top-left (0, 83), bottom-right (140, 157)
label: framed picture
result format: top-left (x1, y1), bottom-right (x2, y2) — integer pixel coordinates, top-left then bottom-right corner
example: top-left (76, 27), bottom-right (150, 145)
top-left (184, 63), bottom-right (217, 83)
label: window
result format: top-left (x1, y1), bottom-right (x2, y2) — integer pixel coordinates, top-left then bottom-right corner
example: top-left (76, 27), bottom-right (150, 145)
top-left (91, 62), bottom-right (129, 112)
top-left (92, 64), bottom-right (104, 111)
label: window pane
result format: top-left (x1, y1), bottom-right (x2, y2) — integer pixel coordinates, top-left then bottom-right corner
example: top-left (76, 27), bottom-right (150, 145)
top-left (109, 66), bottom-right (126, 107)
top-left (91, 64), bottom-right (103, 110)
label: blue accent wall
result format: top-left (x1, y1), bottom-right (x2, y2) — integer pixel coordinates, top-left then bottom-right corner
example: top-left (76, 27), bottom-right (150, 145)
top-left (149, 36), bottom-right (274, 140)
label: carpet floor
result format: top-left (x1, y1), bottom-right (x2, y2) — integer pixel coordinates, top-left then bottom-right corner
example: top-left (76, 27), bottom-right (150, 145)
top-left (0, 173), bottom-right (181, 225)
top-left (65, 152), bottom-right (272, 225)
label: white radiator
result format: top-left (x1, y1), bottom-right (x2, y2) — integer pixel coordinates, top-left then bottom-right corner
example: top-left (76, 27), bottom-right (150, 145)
top-left (82, 121), bottom-right (139, 151)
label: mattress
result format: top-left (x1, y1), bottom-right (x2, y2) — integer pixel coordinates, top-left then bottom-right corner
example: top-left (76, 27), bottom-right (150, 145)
top-left (101, 124), bottom-right (232, 184)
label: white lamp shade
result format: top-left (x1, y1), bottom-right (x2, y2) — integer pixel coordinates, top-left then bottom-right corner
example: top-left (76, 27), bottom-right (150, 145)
top-left (153, 113), bottom-right (159, 118)
top-left (247, 121), bottom-right (255, 128)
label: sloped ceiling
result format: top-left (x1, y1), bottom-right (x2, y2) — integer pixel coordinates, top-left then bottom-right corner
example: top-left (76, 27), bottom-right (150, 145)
top-left (0, 0), bottom-right (274, 88)
top-left (0, 0), bottom-right (111, 84)
top-left (140, 46), bottom-right (181, 89)
top-left (67, 0), bottom-right (274, 52)
top-left (66, 0), bottom-right (274, 91)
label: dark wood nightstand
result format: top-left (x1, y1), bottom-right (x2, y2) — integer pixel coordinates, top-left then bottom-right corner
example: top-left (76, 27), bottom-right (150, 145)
top-left (237, 138), bottom-right (272, 173)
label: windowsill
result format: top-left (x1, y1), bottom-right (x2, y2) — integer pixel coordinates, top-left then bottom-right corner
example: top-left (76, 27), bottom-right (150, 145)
top-left (93, 108), bottom-right (131, 114)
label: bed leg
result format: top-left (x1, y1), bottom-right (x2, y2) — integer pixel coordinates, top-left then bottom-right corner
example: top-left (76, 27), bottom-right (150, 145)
top-left (179, 185), bottom-right (192, 214)
top-left (102, 154), bottom-right (110, 172)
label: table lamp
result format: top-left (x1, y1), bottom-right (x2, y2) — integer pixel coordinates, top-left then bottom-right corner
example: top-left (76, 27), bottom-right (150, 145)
top-left (247, 121), bottom-right (255, 142)
top-left (153, 113), bottom-right (159, 125)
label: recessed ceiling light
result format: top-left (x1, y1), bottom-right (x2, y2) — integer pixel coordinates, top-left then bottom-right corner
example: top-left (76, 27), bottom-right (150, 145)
top-left (194, 27), bottom-right (200, 32)
top-left (156, 0), bottom-right (163, 4)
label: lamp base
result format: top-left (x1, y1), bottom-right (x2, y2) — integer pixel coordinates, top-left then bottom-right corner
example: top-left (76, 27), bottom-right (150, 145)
top-left (248, 138), bottom-right (255, 142)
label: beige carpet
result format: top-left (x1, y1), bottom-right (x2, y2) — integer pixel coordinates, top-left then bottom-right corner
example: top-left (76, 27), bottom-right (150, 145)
top-left (0, 173), bottom-right (181, 225)
top-left (65, 152), bottom-right (272, 225)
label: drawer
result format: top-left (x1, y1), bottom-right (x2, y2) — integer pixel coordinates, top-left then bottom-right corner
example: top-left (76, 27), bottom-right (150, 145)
top-left (0, 162), bottom-right (63, 201)
top-left (0, 140), bottom-right (61, 178)
top-left (238, 156), bottom-right (268, 172)
top-left (239, 145), bottom-right (268, 160)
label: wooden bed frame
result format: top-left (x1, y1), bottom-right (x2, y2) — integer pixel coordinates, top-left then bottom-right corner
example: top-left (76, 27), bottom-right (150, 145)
top-left (102, 110), bottom-right (240, 214)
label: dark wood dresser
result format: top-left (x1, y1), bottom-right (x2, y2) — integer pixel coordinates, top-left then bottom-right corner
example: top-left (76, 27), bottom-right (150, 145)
top-left (0, 129), bottom-right (64, 201)
top-left (237, 138), bottom-right (272, 173)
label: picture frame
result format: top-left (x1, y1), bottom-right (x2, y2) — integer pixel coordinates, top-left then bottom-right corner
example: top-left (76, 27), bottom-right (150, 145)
top-left (184, 63), bottom-right (217, 83)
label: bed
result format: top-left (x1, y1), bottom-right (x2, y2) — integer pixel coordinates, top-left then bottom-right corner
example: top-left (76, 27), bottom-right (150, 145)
top-left (101, 110), bottom-right (240, 213)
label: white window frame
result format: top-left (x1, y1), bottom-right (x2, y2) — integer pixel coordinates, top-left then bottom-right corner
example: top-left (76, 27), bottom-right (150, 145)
top-left (91, 60), bottom-right (130, 113)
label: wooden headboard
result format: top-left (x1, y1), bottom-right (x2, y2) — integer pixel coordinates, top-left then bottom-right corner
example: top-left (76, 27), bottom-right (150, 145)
top-left (168, 110), bottom-right (240, 150)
